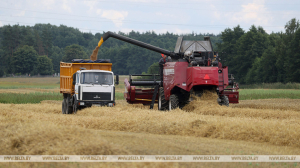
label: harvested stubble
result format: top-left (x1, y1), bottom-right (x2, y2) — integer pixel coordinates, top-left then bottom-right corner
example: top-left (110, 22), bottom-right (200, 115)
top-left (1, 94), bottom-right (300, 149)
top-left (232, 99), bottom-right (300, 112)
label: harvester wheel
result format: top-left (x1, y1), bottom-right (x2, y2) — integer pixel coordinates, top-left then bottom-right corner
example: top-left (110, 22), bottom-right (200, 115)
top-left (169, 94), bottom-right (179, 110)
top-left (62, 99), bottom-right (66, 114)
top-left (159, 87), bottom-right (168, 111)
top-left (219, 95), bottom-right (229, 107)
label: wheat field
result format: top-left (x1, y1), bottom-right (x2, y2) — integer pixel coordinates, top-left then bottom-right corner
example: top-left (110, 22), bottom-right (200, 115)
top-left (1, 78), bottom-right (300, 167)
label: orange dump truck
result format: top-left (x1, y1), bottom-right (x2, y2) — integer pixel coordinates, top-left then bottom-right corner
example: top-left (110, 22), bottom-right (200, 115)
top-left (60, 61), bottom-right (119, 114)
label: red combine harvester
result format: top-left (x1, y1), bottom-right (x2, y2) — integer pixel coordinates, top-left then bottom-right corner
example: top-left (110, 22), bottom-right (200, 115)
top-left (98, 32), bottom-right (239, 110)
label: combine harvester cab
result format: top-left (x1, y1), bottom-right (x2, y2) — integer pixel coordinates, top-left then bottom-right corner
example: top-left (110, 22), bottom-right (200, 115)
top-left (60, 60), bottom-right (119, 114)
top-left (97, 31), bottom-right (239, 110)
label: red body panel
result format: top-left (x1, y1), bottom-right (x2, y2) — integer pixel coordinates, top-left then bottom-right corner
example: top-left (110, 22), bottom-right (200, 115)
top-left (224, 91), bottom-right (239, 104)
top-left (124, 62), bottom-right (239, 104)
top-left (163, 62), bottom-right (229, 100)
top-left (124, 79), bottom-right (158, 105)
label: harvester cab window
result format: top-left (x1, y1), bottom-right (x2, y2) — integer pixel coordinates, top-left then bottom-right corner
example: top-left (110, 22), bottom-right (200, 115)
top-left (80, 72), bottom-right (113, 85)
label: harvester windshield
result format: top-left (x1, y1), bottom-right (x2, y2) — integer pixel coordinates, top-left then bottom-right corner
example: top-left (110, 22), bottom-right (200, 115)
top-left (80, 72), bottom-right (113, 85)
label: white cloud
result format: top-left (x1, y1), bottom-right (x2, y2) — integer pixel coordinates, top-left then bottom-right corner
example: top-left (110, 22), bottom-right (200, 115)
top-left (124, 0), bottom-right (161, 2)
top-left (41, 0), bottom-right (56, 9)
top-left (228, 0), bottom-right (271, 26)
top-left (120, 28), bottom-right (192, 35)
top-left (62, 0), bottom-right (73, 13)
top-left (96, 9), bottom-right (102, 15)
top-left (101, 10), bottom-right (128, 27)
top-left (15, 11), bottom-right (26, 17)
top-left (83, 0), bottom-right (100, 15)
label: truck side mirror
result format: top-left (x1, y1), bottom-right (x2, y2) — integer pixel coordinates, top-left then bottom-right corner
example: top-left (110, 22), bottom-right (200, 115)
top-left (72, 73), bottom-right (76, 85)
top-left (115, 74), bottom-right (119, 85)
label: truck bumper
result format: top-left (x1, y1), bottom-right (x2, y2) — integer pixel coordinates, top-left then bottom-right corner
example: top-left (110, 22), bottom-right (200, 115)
top-left (77, 101), bottom-right (115, 107)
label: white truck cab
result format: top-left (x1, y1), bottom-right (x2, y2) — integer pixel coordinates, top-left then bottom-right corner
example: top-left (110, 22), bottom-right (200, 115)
top-left (73, 69), bottom-right (118, 110)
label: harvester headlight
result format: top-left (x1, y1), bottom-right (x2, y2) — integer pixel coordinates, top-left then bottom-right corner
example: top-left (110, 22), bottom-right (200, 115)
top-left (218, 70), bottom-right (222, 73)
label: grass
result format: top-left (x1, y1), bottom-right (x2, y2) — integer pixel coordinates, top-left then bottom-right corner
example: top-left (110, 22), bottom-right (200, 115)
top-left (0, 92), bottom-right (62, 104)
top-left (115, 92), bottom-right (124, 100)
top-left (0, 77), bottom-right (60, 89)
top-left (239, 89), bottom-right (300, 100)
top-left (1, 77), bottom-right (300, 103)
top-left (240, 82), bottom-right (300, 89)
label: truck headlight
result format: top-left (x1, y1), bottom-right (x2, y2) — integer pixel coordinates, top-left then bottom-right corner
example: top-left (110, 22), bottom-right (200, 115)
top-left (80, 102), bottom-right (85, 105)
top-left (108, 103), bottom-right (113, 107)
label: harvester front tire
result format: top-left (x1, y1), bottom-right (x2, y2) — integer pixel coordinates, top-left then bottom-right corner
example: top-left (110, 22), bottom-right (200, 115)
top-left (169, 94), bottom-right (179, 110)
top-left (159, 87), bottom-right (168, 111)
top-left (219, 95), bottom-right (229, 107)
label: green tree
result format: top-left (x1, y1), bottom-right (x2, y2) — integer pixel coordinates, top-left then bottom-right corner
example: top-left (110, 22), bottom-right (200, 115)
top-left (36, 55), bottom-right (53, 75)
top-left (49, 46), bottom-right (63, 73)
top-left (62, 44), bottom-right (88, 62)
top-left (286, 28), bottom-right (300, 82)
top-left (233, 25), bottom-right (269, 83)
top-left (42, 25), bottom-right (53, 57)
top-left (12, 45), bottom-right (38, 74)
top-left (147, 62), bottom-right (159, 74)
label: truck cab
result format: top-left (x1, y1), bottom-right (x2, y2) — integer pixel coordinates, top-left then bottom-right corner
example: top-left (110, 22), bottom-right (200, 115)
top-left (74, 70), bottom-right (116, 108)
top-left (60, 61), bottom-right (118, 114)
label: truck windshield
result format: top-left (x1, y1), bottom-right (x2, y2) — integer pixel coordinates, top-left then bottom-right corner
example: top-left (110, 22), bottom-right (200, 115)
top-left (80, 72), bottom-right (113, 85)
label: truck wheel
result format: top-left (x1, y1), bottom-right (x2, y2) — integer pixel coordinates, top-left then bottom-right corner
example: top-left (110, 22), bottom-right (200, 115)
top-left (159, 87), bottom-right (168, 111)
top-left (62, 99), bottom-right (66, 114)
top-left (169, 94), bottom-right (179, 110)
top-left (73, 102), bottom-right (77, 114)
top-left (66, 97), bottom-right (73, 114)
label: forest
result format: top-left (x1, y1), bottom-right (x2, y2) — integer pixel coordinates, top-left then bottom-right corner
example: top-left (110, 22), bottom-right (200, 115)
top-left (0, 18), bottom-right (299, 84)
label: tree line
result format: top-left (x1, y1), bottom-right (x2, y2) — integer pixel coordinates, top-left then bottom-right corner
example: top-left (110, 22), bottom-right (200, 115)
top-left (0, 18), bottom-right (299, 85)
top-left (217, 18), bottom-right (300, 84)
top-left (0, 24), bottom-right (221, 77)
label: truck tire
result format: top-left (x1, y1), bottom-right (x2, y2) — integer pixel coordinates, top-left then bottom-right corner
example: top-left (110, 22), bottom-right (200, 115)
top-left (169, 94), bottom-right (179, 110)
top-left (159, 87), bottom-right (168, 111)
top-left (73, 101), bottom-right (77, 114)
top-left (62, 99), bottom-right (66, 114)
top-left (66, 97), bottom-right (73, 114)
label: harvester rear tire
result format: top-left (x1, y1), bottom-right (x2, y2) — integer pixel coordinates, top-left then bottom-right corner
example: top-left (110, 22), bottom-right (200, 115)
top-left (159, 87), bottom-right (168, 111)
top-left (169, 94), bottom-right (179, 110)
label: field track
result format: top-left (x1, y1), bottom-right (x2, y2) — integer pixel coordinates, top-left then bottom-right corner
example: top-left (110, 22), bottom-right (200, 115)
top-left (1, 91), bottom-right (300, 167)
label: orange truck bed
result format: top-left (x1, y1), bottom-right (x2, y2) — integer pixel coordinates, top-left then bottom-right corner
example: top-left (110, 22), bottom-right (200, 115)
top-left (60, 62), bottom-right (112, 94)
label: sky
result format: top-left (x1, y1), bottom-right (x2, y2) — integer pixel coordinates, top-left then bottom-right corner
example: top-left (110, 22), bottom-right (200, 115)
top-left (0, 0), bottom-right (299, 35)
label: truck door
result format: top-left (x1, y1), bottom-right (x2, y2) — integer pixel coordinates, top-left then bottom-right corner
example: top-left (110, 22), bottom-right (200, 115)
top-left (75, 73), bottom-right (80, 100)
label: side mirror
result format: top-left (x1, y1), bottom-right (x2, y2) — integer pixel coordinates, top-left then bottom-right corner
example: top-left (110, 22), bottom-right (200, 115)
top-left (115, 74), bottom-right (119, 85)
top-left (72, 73), bottom-right (76, 85)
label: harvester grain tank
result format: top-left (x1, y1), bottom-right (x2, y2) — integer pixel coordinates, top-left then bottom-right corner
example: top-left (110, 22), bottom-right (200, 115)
top-left (97, 31), bottom-right (239, 110)
top-left (60, 60), bottom-right (119, 114)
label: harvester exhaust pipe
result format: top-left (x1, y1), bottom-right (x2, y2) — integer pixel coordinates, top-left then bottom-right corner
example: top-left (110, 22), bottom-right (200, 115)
top-left (97, 31), bottom-right (180, 58)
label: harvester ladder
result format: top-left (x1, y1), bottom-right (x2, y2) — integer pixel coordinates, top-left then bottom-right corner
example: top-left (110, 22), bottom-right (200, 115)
top-left (218, 69), bottom-right (225, 93)
top-left (150, 85), bottom-right (159, 109)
